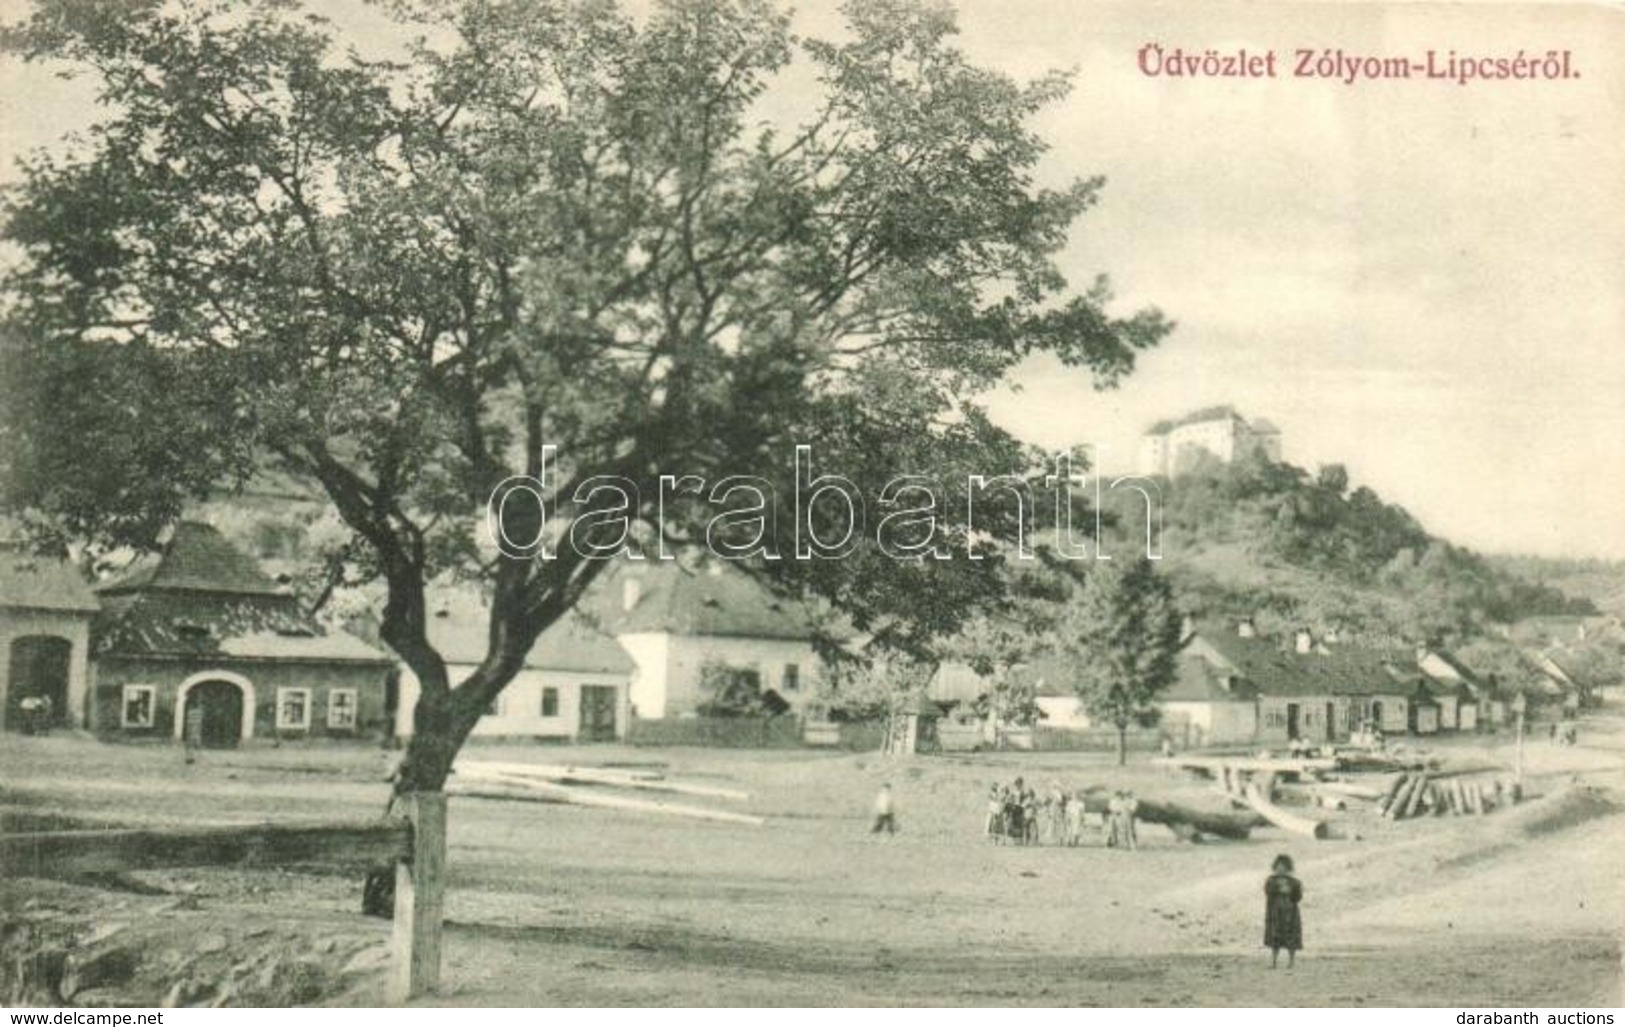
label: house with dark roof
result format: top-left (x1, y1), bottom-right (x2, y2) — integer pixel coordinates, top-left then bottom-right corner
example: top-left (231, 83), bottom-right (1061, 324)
top-left (92, 522), bottom-right (392, 746)
top-left (391, 593), bottom-right (636, 742)
top-left (1161, 651), bottom-right (1261, 748)
top-left (0, 546), bottom-right (101, 732)
top-left (1176, 622), bottom-right (1418, 744)
top-left (597, 561), bottom-right (826, 719)
top-left (1414, 644), bottom-right (1501, 731)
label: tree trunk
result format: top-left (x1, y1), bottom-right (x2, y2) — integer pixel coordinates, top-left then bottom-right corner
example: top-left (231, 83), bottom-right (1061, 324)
top-left (1117, 723), bottom-right (1128, 765)
top-left (392, 689), bottom-right (479, 796)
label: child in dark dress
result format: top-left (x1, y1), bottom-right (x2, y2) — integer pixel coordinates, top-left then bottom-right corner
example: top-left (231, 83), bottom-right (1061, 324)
top-left (1264, 854), bottom-right (1303, 968)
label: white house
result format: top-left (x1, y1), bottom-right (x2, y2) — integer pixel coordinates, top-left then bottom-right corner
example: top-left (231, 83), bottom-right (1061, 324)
top-left (600, 562), bottom-right (826, 719)
top-left (0, 547), bottom-right (99, 733)
top-left (394, 598), bottom-right (636, 742)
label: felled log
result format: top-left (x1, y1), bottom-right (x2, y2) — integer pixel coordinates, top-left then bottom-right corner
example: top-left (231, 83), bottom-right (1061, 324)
top-left (1403, 772), bottom-right (1431, 819)
top-left (1377, 773), bottom-right (1408, 816)
top-left (1244, 782), bottom-right (1331, 839)
top-left (1385, 775), bottom-right (1418, 819)
top-left (447, 779), bottom-right (765, 826)
top-left (1077, 789), bottom-right (1264, 841)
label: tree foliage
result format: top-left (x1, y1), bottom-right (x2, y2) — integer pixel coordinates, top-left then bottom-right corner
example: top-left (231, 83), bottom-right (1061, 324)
top-left (1060, 556), bottom-right (1182, 764)
top-left (0, 0), bottom-right (1169, 790)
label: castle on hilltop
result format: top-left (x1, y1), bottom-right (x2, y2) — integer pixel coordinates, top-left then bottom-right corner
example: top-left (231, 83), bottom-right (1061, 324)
top-left (1137, 406), bottom-right (1281, 477)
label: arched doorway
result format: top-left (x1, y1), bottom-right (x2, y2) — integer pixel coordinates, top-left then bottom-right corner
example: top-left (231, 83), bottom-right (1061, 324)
top-left (6, 635), bottom-right (72, 731)
top-left (183, 680), bottom-right (245, 748)
top-left (174, 671), bottom-right (255, 747)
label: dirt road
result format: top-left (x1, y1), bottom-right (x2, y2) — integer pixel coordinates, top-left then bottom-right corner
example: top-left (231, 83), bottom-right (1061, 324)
top-left (3, 712), bottom-right (1622, 1006)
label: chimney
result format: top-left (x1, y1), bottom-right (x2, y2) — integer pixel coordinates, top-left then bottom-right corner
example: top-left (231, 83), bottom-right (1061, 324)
top-left (1237, 617), bottom-right (1257, 639)
top-left (1295, 628), bottom-right (1314, 654)
top-left (621, 578), bottom-right (642, 612)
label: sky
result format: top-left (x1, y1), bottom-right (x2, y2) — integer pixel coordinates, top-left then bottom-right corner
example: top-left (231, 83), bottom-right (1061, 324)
top-left (1, 0), bottom-right (1621, 559)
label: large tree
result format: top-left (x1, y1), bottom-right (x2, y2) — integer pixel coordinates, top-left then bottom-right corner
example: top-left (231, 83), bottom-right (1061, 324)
top-left (1062, 556), bottom-right (1183, 764)
top-left (0, 0), bottom-right (1170, 794)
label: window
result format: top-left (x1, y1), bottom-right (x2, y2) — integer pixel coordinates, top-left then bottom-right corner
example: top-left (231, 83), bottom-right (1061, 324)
top-left (327, 688), bottom-right (358, 730)
top-left (121, 685), bottom-right (156, 728)
top-left (276, 687), bottom-right (312, 730)
top-left (782, 664), bottom-right (801, 692)
top-left (540, 687), bottom-right (560, 718)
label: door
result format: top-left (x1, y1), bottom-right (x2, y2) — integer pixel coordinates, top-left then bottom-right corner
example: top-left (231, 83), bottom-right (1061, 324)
top-left (1325, 702), bottom-right (1337, 742)
top-left (6, 636), bottom-right (72, 731)
top-left (184, 679), bottom-right (245, 748)
top-left (1285, 703), bottom-right (1300, 740)
top-left (578, 685), bottom-right (618, 742)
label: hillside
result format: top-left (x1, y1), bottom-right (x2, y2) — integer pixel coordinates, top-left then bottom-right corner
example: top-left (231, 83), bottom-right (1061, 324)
top-left (1483, 555), bottom-right (1625, 617)
top-left (1097, 449), bottom-right (1595, 647)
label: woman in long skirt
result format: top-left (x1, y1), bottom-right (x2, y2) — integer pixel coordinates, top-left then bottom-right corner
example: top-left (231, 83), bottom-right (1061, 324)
top-left (1263, 854), bottom-right (1303, 968)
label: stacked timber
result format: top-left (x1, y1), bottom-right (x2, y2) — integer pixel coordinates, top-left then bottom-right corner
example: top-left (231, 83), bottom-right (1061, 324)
top-left (1376, 771), bottom-right (1514, 820)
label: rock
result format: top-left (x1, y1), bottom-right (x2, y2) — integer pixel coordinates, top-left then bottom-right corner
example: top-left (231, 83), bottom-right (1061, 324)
top-left (160, 977), bottom-right (220, 1008)
top-left (194, 935), bottom-right (229, 956)
top-left (63, 945), bottom-right (140, 999)
top-left (340, 944), bottom-right (389, 976)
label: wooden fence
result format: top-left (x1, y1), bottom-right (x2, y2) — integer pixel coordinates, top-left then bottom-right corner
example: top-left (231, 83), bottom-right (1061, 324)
top-left (0, 793), bottom-right (445, 1004)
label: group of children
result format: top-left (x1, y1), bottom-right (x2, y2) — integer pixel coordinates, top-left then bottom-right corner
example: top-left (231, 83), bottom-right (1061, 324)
top-left (983, 778), bottom-right (1142, 850)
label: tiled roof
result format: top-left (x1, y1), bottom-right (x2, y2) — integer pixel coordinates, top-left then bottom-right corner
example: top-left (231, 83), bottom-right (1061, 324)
top-left (598, 562), bottom-right (821, 641)
top-left (1164, 652), bottom-right (1258, 703)
top-left (422, 596), bottom-right (633, 674)
top-left (97, 522), bottom-right (282, 597)
top-left (95, 590), bottom-right (391, 664)
top-left (219, 629), bottom-right (392, 663)
top-left (1188, 627), bottom-right (1413, 699)
top-left (1421, 648), bottom-right (1484, 688)
top-left (1146, 405), bottom-right (1241, 435)
top-left (0, 548), bottom-right (101, 614)
top-left (93, 524), bottom-right (390, 665)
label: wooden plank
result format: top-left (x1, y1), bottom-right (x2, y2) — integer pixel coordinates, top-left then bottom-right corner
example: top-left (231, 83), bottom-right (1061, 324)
top-left (1403, 772), bottom-right (1431, 819)
top-left (0, 819), bottom-right (410, 882)
top-left (458, 761), bottom-right (750, 802)
top-left (456, 760), bottom-right (663, 783)
top-left (1154, 756), bottom-right (1337, 776)
top-left (1376, 773), bottom-right (1408, 816)
top-left (449, 780), bottom-right (766, 826)
top-left (389, 793), bottom-right (445, 1004)
top-left (1384, 775), bottom-right (1417, 818)
top-left (1243, 782), bottom-right (1330, 839)
top-left (1316, 779), bottom-right (1389, 801)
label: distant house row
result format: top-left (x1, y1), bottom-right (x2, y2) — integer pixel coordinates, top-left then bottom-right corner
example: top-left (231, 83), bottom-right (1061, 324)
top-left (0, 521), bottom-right (1604, 751)
top-left (924, 617), bottom-right (1556, 748)
top-left (1162, 620), bottom-right (1504, 746)
top-left (0, 523), bottom-right (827, 748)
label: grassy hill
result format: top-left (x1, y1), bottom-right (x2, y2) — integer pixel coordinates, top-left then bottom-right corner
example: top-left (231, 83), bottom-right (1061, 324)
top-left (1095, 449), bottom-right (1595, 648)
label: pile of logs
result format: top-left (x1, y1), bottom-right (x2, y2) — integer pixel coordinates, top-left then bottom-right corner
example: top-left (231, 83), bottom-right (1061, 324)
top-left (1376, 771), bottom-right (1514, 819)
top-left (447, 760), bottom-right (764, 826)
